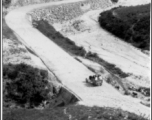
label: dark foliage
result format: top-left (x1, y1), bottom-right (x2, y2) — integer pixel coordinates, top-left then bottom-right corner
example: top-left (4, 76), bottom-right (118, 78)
top-left (3, 105), bottom-right (148, 120)
top-left (137, 87), bottom-right (150, 96)
top-left (98, 4), bottom-right (150, 50)
top-left (3, 63), bottom-right (51, 107)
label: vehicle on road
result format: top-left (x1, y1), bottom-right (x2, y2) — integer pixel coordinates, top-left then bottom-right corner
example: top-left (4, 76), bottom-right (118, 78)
top-left (86, 74), bottom-right (103, 86)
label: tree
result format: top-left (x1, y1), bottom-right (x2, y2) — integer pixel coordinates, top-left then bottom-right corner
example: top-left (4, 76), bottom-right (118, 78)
top-left (3, 63), bottom-right (51, 107)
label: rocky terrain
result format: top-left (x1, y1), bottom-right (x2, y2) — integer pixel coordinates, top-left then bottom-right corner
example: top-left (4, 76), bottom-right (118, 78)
top-left (29, 0), bottom-right (112, 23)
top-left (3, 0), bottom-right (151, 119)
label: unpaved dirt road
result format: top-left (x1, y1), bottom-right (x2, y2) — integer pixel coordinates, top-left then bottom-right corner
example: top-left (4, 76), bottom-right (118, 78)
top-left (5, 0), bottom-right (150, 116)
top-left (60, 9), bottom-right (150, 88)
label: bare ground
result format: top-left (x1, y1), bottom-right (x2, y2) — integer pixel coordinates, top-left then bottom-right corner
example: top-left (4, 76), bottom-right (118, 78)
top-left (5, 0), bottom-right (150, 117)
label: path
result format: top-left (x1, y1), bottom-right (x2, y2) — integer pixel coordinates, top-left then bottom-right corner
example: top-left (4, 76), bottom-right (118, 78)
top-left (5, 0), bottom-right (150, 116)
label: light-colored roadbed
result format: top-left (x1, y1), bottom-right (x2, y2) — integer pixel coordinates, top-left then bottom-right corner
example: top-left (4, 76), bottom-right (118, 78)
top-left (5, 0), bottom-right (150, 116)
top-left (63, 9), bottom-right (150, 88)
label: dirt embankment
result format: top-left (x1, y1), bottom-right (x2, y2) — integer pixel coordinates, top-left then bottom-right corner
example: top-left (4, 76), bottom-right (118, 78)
top-left (3, 12), bottom-right (79, 109)
top-left (29, 0), bottom-right (112, 24)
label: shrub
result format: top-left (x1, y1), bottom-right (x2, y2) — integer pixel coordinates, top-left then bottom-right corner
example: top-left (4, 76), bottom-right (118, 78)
top-left (98, 4), bottom-right (150, 50)
top-left (3, 63), bottom-right (51, 107)
top-left (86, 52), bottom-right (98, 58)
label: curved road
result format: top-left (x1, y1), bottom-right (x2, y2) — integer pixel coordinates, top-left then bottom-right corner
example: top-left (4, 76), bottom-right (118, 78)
top-left (5, 0), bottom-right (150, 116)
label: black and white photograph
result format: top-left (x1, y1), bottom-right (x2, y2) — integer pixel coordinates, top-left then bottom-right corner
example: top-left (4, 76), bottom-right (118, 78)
top-left (1, 0), bottom-right (151, 119)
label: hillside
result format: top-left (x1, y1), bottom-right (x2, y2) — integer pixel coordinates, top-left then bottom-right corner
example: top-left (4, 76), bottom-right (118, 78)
top-left (3, 0), bottom-right (150, 119)
top-left (98, 4), bottom-right (150, 50)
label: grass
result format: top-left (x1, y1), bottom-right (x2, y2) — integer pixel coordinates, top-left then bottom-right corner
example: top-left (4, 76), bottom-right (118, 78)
top-left (3, 107), bottom-right (68, 120)
top-left (3, 105), bottom-right (149, 120)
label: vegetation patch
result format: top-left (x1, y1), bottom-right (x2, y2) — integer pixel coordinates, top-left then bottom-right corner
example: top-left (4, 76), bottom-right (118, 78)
top-left (98, 4), bottom-right (150, 50)
top-left (3, 63), bottom-right (79, 109)
top-left (3, 105), bottom-right (149, 120)
top-left (3, 63), bottom-right (52, 108)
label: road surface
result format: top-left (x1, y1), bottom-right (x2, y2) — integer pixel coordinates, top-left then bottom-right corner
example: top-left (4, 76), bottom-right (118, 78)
top-left (5, 0), bottom-right (150, 116)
